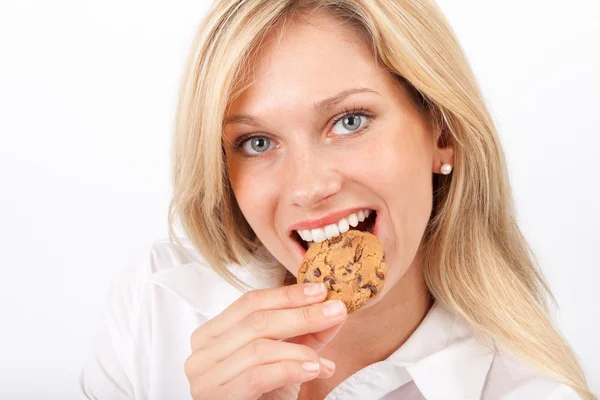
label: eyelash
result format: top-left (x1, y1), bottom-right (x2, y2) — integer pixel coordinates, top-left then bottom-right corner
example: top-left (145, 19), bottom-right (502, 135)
top-left (232, 106), bottom-right (374, 158)
top-left (331, 106), bottom-right (374, 137)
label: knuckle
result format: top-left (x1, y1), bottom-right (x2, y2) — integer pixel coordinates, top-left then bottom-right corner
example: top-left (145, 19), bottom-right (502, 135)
top-left (183, 352), bottom-right (203, 379)
top-left (245, 368), bottom-right (265, 393)
top-left (302, 346), bottom-right (317, 361)
top-left (300, 305), bottom-right (312, 324)
top-left (249, 338), bottom-right (268, 359)
top-left (279, 285), bottom-right (295, 305)
top-left (183, 355), bottom-right (194, 378)
top-left (189, 382), bottom-right (207, 399)
top-left (279, 361), bottom-right (296, 382)
top-left (247, 311), bottom-right (269, 333)
top-left (190, 328), bottom-right (207, 350)
top-left (243, 290), bottom-right (261, 309)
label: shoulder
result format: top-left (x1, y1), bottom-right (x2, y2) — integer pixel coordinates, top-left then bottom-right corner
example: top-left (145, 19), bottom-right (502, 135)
top-left (124, 237), bottom-right (281, 316)
top-left (80, 238), bottom-right (219, 398)
top-left (97, 238), bottom-right (206, 326)
top-left (114, 237), bottom-right (238, 312)
top-left (484, 351), bottom-right (582, 399)
top-left (147, 236), bottom-right (207, 272)
top-left (112, 237), bottom-right (204, 289)
top-left (118, 236), bottom-right (222, 295)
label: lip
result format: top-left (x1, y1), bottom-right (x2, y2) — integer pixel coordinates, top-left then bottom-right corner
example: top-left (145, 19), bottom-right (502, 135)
top-left (372, 214), bottom-right (380, 236)
top-left (290, 209), bottom-right (382, 257)
top-left (288, 207), bottom-right (375, 233)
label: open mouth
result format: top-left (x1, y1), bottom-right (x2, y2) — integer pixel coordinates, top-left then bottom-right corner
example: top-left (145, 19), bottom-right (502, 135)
top-left (291, 210), bottom-right (377, 251)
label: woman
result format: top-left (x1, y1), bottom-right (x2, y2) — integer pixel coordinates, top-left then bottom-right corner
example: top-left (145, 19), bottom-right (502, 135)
top-left (80, 0), bottom-right (595, 399)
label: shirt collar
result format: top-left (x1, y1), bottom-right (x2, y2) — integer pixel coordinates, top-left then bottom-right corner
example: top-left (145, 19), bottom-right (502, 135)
top-left (396, 303), bottom-right (494, 399)
top-left (325, 303), bottom-right (493, 400)
top-left (147, 247), bottom-right (493, 399)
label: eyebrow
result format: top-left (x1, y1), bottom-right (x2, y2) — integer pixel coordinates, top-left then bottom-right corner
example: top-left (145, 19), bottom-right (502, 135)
top-left (223, 87), bottom-right (380, 127)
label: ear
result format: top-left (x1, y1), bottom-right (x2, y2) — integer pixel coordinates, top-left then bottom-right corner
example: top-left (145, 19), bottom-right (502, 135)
top-left (432, 125), bottom-right (454, 173)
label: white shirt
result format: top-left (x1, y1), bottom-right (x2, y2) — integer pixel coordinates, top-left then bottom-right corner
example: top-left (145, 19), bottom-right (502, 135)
top-left (79, 238), bottom-right (581, 399)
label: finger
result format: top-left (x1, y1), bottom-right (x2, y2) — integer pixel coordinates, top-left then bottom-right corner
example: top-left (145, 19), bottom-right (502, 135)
top-left (191, 283), bottom-right (327, 351)
top-left (202, 283), bottom-right (327, 337)
top-left (189, 338), bottom-right (319, 384)
top-left (204, 300), bottom-right (347, 360)
top-left (317, 357), bottom-right (336, 379)
top-left (287, 318), bottom-right (346, 351)
top-left (186, 349), bottom-right (334, 391)
top-left (207, 360), bottom-right (321, 400)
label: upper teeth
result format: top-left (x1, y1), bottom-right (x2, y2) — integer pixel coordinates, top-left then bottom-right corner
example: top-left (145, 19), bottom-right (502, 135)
top-left (297, 209), bottom-right (372, 243)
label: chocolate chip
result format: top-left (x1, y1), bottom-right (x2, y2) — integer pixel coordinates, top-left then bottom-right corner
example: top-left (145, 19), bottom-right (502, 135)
top-left (342, 236), bottom-right (355, 248)
top-left (376, 272), bottom-right (384, 280)
top-left (323, 277), bottom-right (336, 287)
top-left (354, 245), bottom-right (363, 262)
top-left (329, 235), bottom-right (343, 244)
top-left (360, 282), bottom-right (378, 295)
top-left (303, 278), bottom-right (310, 283)
top-left (357, 275), bottom-right (362, 285)
top-left (314, 268), bottom-right (321, 277)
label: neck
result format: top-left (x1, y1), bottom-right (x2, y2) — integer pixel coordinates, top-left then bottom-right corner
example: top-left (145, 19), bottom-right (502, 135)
top-left (301, 257), bottom-right (432, 398)
top-left (327, 261), bottom-right (431, 363)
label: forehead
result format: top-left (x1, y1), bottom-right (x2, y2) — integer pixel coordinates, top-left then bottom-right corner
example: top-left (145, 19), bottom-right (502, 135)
top-left (227, 13), bottom-right (395, 119)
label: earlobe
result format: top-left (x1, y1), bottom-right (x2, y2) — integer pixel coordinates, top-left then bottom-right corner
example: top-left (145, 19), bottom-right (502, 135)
top-left (440, 163), bottom-right (453, 175)
top-left (432, 145), bottom-right (454, 174)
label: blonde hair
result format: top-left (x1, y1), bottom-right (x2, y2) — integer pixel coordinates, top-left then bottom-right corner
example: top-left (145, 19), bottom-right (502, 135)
top-left (168, 0), bottom-right (594, 398)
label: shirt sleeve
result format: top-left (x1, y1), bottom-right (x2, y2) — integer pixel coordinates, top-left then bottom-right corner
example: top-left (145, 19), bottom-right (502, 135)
top-left (78, 245), bottom-right (152, 399)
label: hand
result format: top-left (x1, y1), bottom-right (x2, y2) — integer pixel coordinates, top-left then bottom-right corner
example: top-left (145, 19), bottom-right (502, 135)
top-left (184, 282), bottom-right (348, 400)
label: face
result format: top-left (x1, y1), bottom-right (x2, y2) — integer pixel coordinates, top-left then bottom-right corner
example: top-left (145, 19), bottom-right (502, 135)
top-left (223, 13), bottom-right (453, 302)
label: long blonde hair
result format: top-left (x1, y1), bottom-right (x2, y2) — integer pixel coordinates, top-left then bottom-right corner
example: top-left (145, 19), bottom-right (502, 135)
top-left (168, 0), bottom-right (594, 397)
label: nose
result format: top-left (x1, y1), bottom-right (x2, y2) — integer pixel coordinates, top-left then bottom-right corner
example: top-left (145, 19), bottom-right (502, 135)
top-left (284, 148), bottom-right (343, 209)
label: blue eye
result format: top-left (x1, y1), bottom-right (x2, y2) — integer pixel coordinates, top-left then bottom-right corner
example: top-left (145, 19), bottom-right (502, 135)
top-left (331, 109), bottom-right (372, 136)
top-left (240, 136), bottom-right (275, 155)
top-left (332, 114), bottom-right (365, 135)
top-left (233, 108), bottom-right (373, 157)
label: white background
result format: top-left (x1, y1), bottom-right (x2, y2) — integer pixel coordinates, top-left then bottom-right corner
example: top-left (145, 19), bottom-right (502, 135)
top-left (0, 0), bottom-right (598, 398)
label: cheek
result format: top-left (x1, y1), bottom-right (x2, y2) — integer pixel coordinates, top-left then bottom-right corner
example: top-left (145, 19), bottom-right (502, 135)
top-left (375, 151), bottom-right (432, 234)
top-left (363, 131), bottom-right (433, 261)
top-left (228, 160), bottom-right (278, 233)
top-left (360, 128), bottom-right (431, 193)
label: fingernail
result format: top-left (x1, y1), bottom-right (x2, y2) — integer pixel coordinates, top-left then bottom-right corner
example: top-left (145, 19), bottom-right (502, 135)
top-left (304, 282), bottom-right (325, 296)
top-left (301, 361), bottom-right (320, 372)
top-left (322, 300), bottom-right (345, 317)
top-left (320, 357), bottom-right (336, 371)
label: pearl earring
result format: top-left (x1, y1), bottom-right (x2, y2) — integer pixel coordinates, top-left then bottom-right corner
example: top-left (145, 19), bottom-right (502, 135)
top-left (441, 163), bottom-right (453, 175)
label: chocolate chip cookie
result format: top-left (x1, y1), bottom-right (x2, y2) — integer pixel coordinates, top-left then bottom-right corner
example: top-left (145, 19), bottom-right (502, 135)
top-left (297, 230), bottom-right (386, 313)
